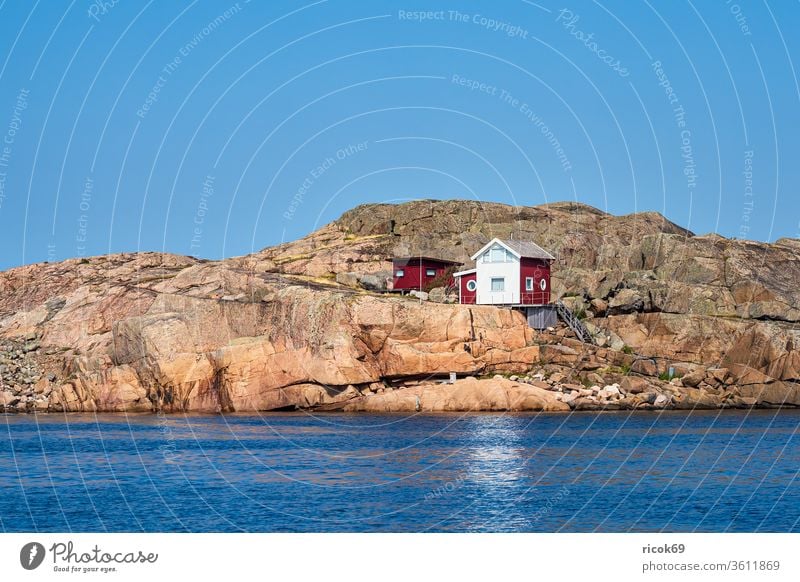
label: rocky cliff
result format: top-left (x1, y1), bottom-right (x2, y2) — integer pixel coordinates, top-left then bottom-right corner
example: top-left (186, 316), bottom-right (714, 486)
top-left (1, 200), bottom-right (798, 413)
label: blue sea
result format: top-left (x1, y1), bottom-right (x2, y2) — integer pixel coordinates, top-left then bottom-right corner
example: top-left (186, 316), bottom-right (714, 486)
top-left (1, 411), bottom-right (799, 532)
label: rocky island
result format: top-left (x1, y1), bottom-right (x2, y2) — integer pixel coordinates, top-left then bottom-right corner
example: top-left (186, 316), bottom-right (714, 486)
top-left (1, 200), bottom-right (799, 414)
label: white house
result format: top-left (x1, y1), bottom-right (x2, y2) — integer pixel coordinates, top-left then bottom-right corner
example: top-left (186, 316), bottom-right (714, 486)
top-left (453, 238), bottom-right (555, 306)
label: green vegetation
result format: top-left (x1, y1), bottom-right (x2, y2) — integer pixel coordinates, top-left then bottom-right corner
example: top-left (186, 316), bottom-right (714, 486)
top-left (658, 370), bottom-right (683, 382)
top-left (422, 265), bottom-right (458, 293)
top-left (622, 345), bottom-right (634, 354)
top-left (600, 363), bottom-right (632, 375)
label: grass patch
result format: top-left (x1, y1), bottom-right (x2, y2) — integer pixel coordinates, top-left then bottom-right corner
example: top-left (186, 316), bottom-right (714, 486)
top-left (284, 274), bottom-right (340, 286)
top-left (343, 233), bottom-right (387, 242)
top-left (599, 365), bottom-right (630, 375)
top-left (274, 253), bottom-right (312, 265)
top-left (658, 370), bottom-right (683, 382)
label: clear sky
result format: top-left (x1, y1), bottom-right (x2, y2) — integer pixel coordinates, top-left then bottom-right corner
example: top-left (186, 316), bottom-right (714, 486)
top-left (0, 1), bottom-right (798, 270)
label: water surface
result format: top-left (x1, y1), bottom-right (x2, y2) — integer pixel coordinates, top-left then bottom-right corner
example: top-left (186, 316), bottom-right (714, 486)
top-left (1, 410), bottom-right (798, 532)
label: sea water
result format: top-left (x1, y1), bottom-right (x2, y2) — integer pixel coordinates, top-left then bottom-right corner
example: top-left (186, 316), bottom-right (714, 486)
top-left (1, 410), bottom-right (798, 532)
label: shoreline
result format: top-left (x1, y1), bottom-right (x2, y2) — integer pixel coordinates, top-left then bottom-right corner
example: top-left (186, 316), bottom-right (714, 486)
top-left (3, 406), bottom-right (800, 416)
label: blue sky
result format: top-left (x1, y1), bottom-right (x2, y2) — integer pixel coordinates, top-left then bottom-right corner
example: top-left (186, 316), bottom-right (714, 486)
top-left (0, 0), bottom-right (798, 270)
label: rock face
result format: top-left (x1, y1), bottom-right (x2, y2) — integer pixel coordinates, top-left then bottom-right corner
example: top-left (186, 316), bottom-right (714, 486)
top-left (1, 200), bottom-right (799, 413)
top-left (0, 255), bottom-right (542, 412)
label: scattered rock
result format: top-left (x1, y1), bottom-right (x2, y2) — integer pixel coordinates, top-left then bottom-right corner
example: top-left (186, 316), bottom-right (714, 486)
top-left (681, 369), bottom-right (706, 388)
top-left (344, 376), bottom-right (569, 412)
top-left (560, 391), bottom-right (579, 404)
top-left (598, 384), bottom-right (622, 399)
top-left (653, 394), bottom-right (670, 408)
top-left (589, 298), bottom-right (608, 315)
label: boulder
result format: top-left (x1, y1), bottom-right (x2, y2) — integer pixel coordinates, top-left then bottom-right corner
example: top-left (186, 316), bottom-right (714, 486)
top-left (560, 391), bottom-right (579, 404)
top-left (1, 390), bottom-right (16, 406)
top-left (586, 372), bottom-right (605, 385)
top-left (357, 272), bottom-right (390, 292)
top-left (638, 392), bottom-right (658, 405)
top-left (728, 364), bottom-right (775, 386)
top-left (598, 384), bottom-right (622, 399)
top-left (673, 387), bottom-right (721, 409)
top-left (540, 344), bottom-right (579, 365)
top-left (738, 381), bottom-right (800, 406)
top-left (768, 351), bottom-right (800, 382)
top-left (631, 358), bottom-right (658, 377)
top-left (573, 397), bottom-right (604, 411)
top-left (620, 376), bottom-right (651, 394)
top-left (335, 272), bottom-right (360, 288)
top-left (681, 369), bottom-right (707, 388)
top-left (708, 367), bottom-right (729, 384)
top-left (608, 288), bottom-right (646, 314)
top-left (590, 298), bottom-right (608, 315)
top-left (427, 287), bottom-right (447, 303)
top-left (653, 393), bottom-right (670, 408)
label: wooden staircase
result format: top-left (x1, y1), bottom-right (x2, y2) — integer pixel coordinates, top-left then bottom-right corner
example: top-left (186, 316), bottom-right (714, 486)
top-left (555, 300), bottom-right (594, 344)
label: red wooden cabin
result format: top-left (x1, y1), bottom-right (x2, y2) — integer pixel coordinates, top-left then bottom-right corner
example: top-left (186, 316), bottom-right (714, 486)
top-left (390, 256), bottom-right (461, 291)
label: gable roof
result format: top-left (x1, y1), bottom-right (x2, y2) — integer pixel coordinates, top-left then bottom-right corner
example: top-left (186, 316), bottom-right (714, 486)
top-left (470, 237), bottom-right (555, 261)
top-left (390, 256), bottom-right (462, 266)
top-left (501, 239), bottom-right (556, 260)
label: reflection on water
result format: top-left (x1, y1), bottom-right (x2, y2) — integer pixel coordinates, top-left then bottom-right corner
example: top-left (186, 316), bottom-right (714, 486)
top-left (1, 410), bottom-right (799, 532)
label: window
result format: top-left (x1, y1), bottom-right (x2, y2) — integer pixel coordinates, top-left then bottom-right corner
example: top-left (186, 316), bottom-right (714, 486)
top-left (491, 277), bottom-right (505, 292)
top-left (483, 244), bottom-right (511, 263)
top-left (466, 279), bottom-right (477, 292)
top-left (525, 277), bottom-right (534, 291)
top-left (395, 270), bottom-right (404, 277)
top-left (426, 268), bottom-right (436, 277)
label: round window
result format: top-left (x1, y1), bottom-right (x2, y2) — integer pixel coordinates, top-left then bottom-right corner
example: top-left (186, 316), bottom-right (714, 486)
top-left (539, 278), bottom-right (547, 291)
top-left (466, 280), bottom-right (477, 292)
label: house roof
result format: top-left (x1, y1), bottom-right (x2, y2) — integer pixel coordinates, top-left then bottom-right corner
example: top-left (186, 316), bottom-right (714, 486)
top-left (502, 239), bottom-right (556, 260)
top-left (470, 237), bottom-right (555, 261)
top-left (453, 268), bottom-right (477, 277)
top-left (390, 256), bottom-right (462, 266)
